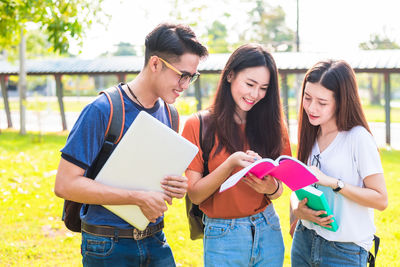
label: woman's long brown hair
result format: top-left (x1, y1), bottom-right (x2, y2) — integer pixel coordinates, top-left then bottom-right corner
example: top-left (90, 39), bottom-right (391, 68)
top-left (203, 44), bottom-right (286, 159)
top-left (297, 60), bottom-right (371, 164)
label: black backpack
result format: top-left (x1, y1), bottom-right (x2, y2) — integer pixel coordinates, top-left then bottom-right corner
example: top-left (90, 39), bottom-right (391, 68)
top-left (62, 85), bottom-right (179, 232)
top-left (185, 112), bottom-right (214, 240)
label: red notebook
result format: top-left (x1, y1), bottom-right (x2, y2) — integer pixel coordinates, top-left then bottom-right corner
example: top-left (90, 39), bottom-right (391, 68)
top-left (220, 155), bottom-right (317, 192)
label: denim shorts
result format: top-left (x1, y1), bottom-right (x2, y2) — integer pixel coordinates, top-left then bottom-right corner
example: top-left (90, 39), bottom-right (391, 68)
top-left (203, 204), bottom-right (284, 267)
top-left (81, 230), bottom-right (175, 267)
top-left (291, 221), bottom-right (368, 267)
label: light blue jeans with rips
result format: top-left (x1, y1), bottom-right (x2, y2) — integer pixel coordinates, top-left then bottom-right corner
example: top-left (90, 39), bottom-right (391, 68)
top-left (203, 204), bottom-right (284, 267)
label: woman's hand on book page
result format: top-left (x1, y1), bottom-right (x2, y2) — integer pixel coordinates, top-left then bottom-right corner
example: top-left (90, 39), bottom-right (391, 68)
top-left (136, 191), bottom-right (170, 223)
top-left (293, 198), bottom-right (334, 228)
top-left (242, 174), bottom-right (283, 199)
top-left (227, 151), bottom-right (258, 169)
top-left (161, 175), bottom-right (188, 200)
top-left (245, 150), bottom-right (262, 161)
top-left (309, 166), bottom-right (337, 189)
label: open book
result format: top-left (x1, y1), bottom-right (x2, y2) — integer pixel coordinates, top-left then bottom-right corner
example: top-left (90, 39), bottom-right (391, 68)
top-left (295, 185), bottom-right (338, 232)
top-left (220, 155), bottom-right (318, 192)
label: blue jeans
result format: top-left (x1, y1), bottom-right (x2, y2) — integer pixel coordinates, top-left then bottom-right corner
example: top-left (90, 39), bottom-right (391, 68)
top-left (81, 230), bottom-right (175, 267)
top-left (291, 221), bottom-right (368, 267)
top-left (203, 204), bottom-right (284, 267)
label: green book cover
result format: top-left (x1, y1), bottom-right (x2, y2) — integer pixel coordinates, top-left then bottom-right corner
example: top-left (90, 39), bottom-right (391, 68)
top-left (295, 185), bottom-right (339, 232)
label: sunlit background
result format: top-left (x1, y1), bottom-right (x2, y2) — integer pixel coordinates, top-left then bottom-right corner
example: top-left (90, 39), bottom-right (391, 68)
top-left (72, 0), bottom-right (400, 57)
top-left (1, 1), bottom-right (400, 266)
top-left (1, 0), bottom-right (400, 148)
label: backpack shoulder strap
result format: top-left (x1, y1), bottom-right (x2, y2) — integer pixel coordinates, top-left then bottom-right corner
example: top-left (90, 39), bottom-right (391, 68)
top-left (368, 235), bottom-right (380, 267)
top-left (166, 103), bottom-right (179, 133)
top-left (100, 86), bottom-right (125, 144)
top-left (86, 85), bottom-right (125, 179)
top-left (198, 112), bottom-right (213, 176)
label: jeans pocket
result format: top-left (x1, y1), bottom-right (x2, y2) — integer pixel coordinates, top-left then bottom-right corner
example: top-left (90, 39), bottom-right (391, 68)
top-left (267, 212), bottom-right (282, 231)
top-left (151, 231), bottom-right (167, 245)
top-left (204, 223), bottom-right (230, 239)
top-left (82, 233), bottom-right (114, 257)
top-left (330, 241), bottom-right (361, 256)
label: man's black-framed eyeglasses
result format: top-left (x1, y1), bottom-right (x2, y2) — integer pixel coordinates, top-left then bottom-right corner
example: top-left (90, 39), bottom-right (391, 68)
top-left (158, 57), bottom-right (200, 86)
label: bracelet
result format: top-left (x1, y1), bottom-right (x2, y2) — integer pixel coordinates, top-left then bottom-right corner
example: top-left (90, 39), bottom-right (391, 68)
top-left (264, 181), bottom-right (280, 196)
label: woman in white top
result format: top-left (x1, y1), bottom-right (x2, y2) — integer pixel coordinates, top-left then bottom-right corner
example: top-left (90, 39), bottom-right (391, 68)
top-left (290, 60), bottom-right (388, 267)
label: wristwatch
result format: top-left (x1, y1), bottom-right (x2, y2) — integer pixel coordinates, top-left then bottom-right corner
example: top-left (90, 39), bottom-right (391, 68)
top-left (333, 179), bottom-right (344, 192)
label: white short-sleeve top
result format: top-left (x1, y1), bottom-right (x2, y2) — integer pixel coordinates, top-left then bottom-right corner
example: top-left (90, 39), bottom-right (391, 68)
top-left (301, 126), bottom-right (384, 251)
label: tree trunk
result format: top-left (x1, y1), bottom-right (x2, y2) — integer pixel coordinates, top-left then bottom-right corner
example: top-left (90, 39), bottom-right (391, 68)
top-left (368, 74), bottom-right (381, 105)
top-left (294, 73), bottom-right (302, 116)
top-left (55, 74), bottom-right (67, 130)
top-left (280, 73), bottom-right (289, 128)
top-left (376, 74), bottom-right (382, 105)
top-left (117, 74), bottom-right (126, 83)
top-left (194, 77), bottom-right (202, 111)
top-left (1, 75), bottom-right (13, 128)
top-left (19, 27), bottom-right (27, 135)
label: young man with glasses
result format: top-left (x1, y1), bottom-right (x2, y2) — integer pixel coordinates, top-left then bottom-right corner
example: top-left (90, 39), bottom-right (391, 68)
top-left (55, 23), bottom-right (208, 266)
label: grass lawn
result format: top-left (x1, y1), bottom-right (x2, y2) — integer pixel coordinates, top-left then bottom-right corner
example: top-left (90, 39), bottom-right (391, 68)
top-left (0, 130), bottom-right (399, 266)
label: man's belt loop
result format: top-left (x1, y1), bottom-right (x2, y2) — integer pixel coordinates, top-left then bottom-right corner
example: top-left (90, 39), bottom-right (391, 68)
top-left (113, 229), bottom-right (119, 242)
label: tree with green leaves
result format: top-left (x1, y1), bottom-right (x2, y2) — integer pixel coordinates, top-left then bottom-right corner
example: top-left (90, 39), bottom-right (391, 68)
top-left (4, 28), bottom-right (72, 61)
top-left (205, 20), bottom-right (230, 53)
top-left (242, 0), bottom-right (295, 52)
top-left (0, 0), bottom-right (105, 134)
top-left (113, 42), bottom-right (137, 56)
top-left (359, 33), bottom-right (400, 50)
top-left (359, 33), bottom-right (400, 105)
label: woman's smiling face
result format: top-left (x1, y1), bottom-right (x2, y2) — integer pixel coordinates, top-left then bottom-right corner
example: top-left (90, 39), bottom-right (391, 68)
top-left (230, 66), bottom-right (270, 119)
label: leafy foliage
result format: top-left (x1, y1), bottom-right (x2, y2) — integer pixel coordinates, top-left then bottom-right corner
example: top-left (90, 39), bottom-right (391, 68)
top-left (243, 0), bottom-right (295, 52)
top-left (205, 20), bottom-right (231, 53)
top-left (0, 0), bottom-right (108, 134)
top-left (3, 29), bottom-right (70, 62)
top-left (358, 33), bottom-right (400, 105)
top-left (359, 33), bottom-right (400, 50)
top-left (0, 0), bottom-right (106, 54)
top-left (113, 42), bottom-right (137, 56)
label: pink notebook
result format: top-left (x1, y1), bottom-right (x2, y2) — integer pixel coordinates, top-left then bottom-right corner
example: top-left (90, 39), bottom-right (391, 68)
top-left (220, 155), bottom-right (317, 192)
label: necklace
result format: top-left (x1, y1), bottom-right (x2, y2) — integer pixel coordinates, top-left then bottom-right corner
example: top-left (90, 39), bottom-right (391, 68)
top-left (126, 83), bottom-right (145, 108)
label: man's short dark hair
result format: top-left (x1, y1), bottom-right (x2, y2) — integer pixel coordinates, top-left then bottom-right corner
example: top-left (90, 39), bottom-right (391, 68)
top-left (144, 23), bottom-right (208, 65)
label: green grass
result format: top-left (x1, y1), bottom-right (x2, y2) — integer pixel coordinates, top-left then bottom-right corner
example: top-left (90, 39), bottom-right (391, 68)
top-left (362, 104), bottom-right (400, 123)
top-left (0, 131), bottom-right (399, 266)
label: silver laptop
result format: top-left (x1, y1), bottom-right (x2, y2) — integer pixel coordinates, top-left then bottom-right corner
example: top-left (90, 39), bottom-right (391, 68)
top-left (95, 111), bottom-right (198, 230)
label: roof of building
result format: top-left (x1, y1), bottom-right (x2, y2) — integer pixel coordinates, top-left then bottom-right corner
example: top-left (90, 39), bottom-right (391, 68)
top-left (1, 50), bottom-right (400, 76)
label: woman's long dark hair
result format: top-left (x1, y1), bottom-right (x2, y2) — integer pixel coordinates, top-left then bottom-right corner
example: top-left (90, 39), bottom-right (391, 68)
top-left (297, 60), bottom-right (371, 164)
top-left (204, 44), bottom-right (286, 159)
